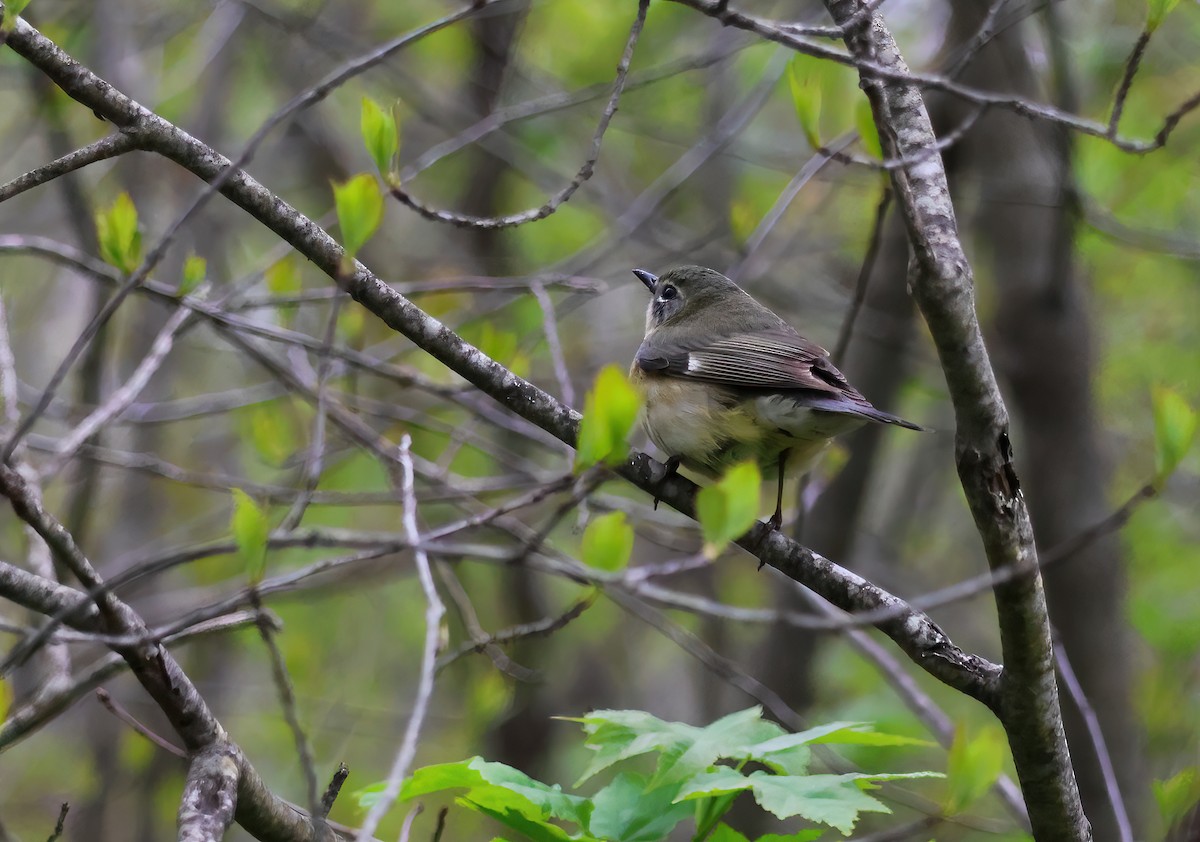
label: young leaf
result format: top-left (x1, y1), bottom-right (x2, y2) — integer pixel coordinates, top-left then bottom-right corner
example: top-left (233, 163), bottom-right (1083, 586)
top-left (1147, 0), bottom-right (1181, 30)
top-left (581, 511), bottom-right (634, 572)
top-left (707, 825), bottom-right (751, 842)
top-left (333, 173), bottom-right (384, 262)
top-left (180, 254), bottom-right (207, 297)
top-left (265, 257), bottom-right (301, 295)
top-left (574, 365), bottom-right (641, 470)
top-left (695, 461), bottom-right (761, 558)
top-left (1151, 386), bottom-right (1197, 484)
top-left (1, 0), bottom-right (33, 31)
top-left (787, 55), bottom-right (823, 148)
top-left (361, 96), bottom-right (399, 177)
top-left (855, 98), bottom-right (883, 160)
top-left (944, 724), bottom-right (1006, 815)
top-left (1154, 767), bottom-right (1200, 831)
top-left (231, 489), bottom-right (269, 583)
top-left (95, 192), bottom-right (142, 273)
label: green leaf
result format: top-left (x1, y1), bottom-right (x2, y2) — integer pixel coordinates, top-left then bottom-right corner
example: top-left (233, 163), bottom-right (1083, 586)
top-left (695, 461), bottom-right (762, 558)
top-left (231, 489), bottom-right (269, 584)
top-left (944, 724), bottom-right (1006, 815)
top-left (399, 758), bottom-right (591, 828)
top-left (180, 254), bottom-right (206, 297)
top-left (1154, 767), bottom-right (1200, 830)
top-left (588, 772), bottom-right (692, 842)
top-left (1, 0), bottom-right (33, 30)
top-left (1147, 0), bottom-right (1181, 30)
top-left (854, 98), bottom-right (883, 160)
top-left (708, 825), bottom-right (751, 842)
top-left (333, 173), bottom-right (384, 263)
top-left (755, 833), bottom-right (825, 842)
top-left (361, 96), bottom-right (399, 177)
top-left (467, 801), bottom-right (586, 842)
top-left (787, 55), bottom-right (823, 149)
top-left (1151, 386), bottom-right (1197, 484)
top-left (581, 511), bottom-right (635, 572)
top-left (679, 770), bottom-right (937, 836)
top-left (95, 192), bottom-right (142, 273)
top-left (265, 257), bottom-right (301, 295)
top-left (574, 365), bottom-right (641, 470)
top-left (568, 707), bottom-right (784, 789)
top-left (752, 722), bottom-right (934, 753)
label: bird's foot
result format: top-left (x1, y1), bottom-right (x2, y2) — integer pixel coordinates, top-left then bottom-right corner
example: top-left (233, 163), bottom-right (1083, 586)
top-left (653, 455), bottom-right (681, 511)
top-left (766, 509), bottom-right (783, 532)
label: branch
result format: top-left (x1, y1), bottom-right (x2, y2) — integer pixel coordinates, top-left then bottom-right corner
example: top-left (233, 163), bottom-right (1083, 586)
top-left (178, 743), bottom-right (240, 842)
top-left (819, 0), bottom-right (1088, 836)
top-left (0, 8), bottom-right (1000, 717)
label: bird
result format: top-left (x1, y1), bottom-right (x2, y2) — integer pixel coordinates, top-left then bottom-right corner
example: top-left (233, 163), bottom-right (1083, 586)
top-left (628, 265), bottom-right (923, 531)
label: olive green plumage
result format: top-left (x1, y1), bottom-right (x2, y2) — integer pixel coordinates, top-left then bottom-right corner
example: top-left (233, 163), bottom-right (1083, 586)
top-left (629, 265), bottom-right (922, 529)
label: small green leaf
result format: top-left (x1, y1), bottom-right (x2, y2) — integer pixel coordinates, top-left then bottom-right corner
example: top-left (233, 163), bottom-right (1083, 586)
top-left (575, 365), bottom-right (641, 470)
top-left (1, 0), bottom-right (33, 30)
top-left (361, 96), bottom-right (399, 177)
top-left (180, 254), bottom-right (206, 297)
top-left (788, 55), bottom-right (823, 149)
top-left (755, 833), bottom-right (825, 842)
top-left (1151, 386), bottom-right (1197, 484)
top-left (696, 461), bottom-right (761, 558)
top-left (855, 98), bottom-right (883, 159)
top-left (1154, 767), bottom-right (1200, 830)
top-left (95, 192), bottom-right (142, 273)
top-left (265, 257), bottom-right (301, 295)
top-left (581, 511), bottom-right (635, 572)
top-left (730, 199), bottom-right (758, 246)
top-left (944, 724), bottom-right (1006, 815)
top-left (231, 489), bottom-right (270, 584)
top-left (1147, 0), bottom-right (1181, 30)
top-left (707, 825), bottom-right (751, 842)
top-left (333, 173), bottom-right (384, 263)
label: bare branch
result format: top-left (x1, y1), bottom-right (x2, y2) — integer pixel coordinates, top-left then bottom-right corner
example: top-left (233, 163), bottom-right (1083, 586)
top-left (355, 436), bottom-right (446, 841)
top-left (388, 0), bottom-right (649, 230)
top-left (0, 133), bottom-right (137, 203)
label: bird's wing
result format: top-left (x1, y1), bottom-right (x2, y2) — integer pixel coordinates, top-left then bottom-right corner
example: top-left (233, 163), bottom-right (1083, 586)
top-left (636, 329), bottom-right (845, 394)
top-left (635, 329), bottom-right (924, 429)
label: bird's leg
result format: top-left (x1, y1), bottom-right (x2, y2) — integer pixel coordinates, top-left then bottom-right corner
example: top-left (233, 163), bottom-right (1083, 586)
top-left (653, 455), bottom-right (681, 511)
top-left (767, 449), bottom-right (789, 531)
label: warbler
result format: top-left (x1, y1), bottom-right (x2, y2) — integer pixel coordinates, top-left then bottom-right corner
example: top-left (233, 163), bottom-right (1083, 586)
top-left (629, 265), bottom-right (923, 530)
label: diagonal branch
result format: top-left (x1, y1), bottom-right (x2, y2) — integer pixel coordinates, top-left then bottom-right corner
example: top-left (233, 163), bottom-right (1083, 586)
top-left (0, 11), bottom-right (1002, 712)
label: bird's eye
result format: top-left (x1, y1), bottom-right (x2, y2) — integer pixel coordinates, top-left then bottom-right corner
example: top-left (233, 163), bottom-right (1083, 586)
top-left (659, 285), bottom-right (678, 301)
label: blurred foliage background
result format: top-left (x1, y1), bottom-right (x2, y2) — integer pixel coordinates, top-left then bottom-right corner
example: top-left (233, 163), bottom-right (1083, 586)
top-left (0, 0), bottom-right (1197, 839)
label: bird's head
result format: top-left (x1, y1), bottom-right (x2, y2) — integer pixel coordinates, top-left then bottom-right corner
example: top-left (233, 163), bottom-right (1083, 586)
top-left (632, 265), bottom-right (750, 333)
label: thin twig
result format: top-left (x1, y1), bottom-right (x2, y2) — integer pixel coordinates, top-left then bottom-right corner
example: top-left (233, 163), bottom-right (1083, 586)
top-left (1053, 633), bottom-right (1133, 842)
top-left (1108, 28), bottom-right (1152, 137)
top-left (320, 763), bottom-right (350, 819)
top-left (355, 435), bottom-right (446, 841)
top-left (250, 590), bottom-right (323, 823)
top-left (45, 803), bottom-right (69, 842)
top-left (389, 0), bottom-right (649, 230)
top-left (95, 687), bottom-right (187, 757)
top-left (832, 184), bottom-right (892, 365)
top-left (0, 133), bottom-right (137, 203)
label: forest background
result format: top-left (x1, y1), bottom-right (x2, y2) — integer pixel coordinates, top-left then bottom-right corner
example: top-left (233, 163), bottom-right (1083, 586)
top-left (0, 0), bottom-right (1197, 840)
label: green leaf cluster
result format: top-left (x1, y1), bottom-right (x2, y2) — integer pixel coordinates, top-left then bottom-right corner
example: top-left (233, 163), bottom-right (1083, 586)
top-left (95, 192), bottom-right (142, 273)
top-left (367, 707), bottom-right (938, 840)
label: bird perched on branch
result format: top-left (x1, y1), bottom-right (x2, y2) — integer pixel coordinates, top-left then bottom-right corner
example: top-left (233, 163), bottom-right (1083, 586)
top-left (629, 265), bottom-right (923, 531)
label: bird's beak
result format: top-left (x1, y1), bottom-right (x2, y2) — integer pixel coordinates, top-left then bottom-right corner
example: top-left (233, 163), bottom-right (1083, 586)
top-left (632, 268), bottom-right (658, 292)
